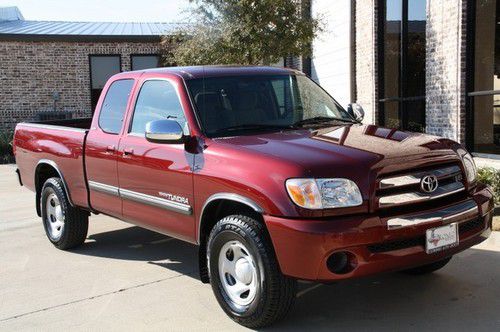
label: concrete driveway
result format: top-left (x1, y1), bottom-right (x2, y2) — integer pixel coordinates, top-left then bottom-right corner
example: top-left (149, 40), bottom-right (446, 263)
top-left (1, 164), bottom-right (500, 331)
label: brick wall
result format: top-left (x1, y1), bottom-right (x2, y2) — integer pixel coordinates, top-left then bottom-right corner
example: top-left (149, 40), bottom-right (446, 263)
top-left (425, 0), bottom-right (467, 142)
top-left (0, 41), bottom-right (161, 131)
top-left (355, 0), bottom-right (378, 125)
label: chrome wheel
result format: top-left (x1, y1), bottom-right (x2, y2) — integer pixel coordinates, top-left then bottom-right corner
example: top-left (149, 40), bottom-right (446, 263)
top-left (45, 192), bottom-right (64, 240)
top-left (218, 240), bottom-right (258, 307)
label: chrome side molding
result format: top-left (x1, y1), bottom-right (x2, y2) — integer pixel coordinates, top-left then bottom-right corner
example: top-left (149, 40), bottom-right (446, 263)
top-left (88, 181), bottom-right (120, 197)
top-left (120, 188), bottom-right (192, 215)
top-left (88, 181), bottom-right (192, 215)
top-left (387, 199), bottom-right (478, 229)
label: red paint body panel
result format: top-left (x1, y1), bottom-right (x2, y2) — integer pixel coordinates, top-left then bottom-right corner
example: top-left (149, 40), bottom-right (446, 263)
top-left (14, 125), bottom-right (89, 208)
top-left (265, 185), bottom-right (494, 281)
top-left (13, 66), bottom-right (494, 282)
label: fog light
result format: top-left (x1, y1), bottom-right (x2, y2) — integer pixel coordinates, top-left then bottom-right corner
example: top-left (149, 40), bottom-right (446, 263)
top-left (326, 251), bottom-right (357, 274)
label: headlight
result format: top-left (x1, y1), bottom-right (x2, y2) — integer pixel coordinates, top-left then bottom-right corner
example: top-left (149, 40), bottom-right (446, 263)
top-left (286, 178), bottom-right (363, 209)
top-left (457, 148), bottom-right (477, 184)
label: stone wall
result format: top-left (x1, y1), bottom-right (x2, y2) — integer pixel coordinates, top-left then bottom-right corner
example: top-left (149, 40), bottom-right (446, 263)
top-left (0, 41), bottom-right (161, 131)
top-left (425, 0), bottom-right (467, 142)
top-left (354, 0), bottom-right (378, 125)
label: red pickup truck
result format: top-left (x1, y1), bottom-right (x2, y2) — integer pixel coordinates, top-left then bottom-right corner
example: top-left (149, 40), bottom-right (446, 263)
top-left (14, 66), bottom-right (494, 328)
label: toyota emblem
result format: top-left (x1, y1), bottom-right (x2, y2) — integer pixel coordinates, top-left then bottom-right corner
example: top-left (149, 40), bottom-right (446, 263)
top-left (421, 175), bottom-right (438, 193)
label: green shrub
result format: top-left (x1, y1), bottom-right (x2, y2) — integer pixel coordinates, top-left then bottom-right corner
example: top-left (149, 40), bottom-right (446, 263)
top-left (0, 131), bottom-right (14, 164)
top-left (477, 167), bottom-right (500, 206)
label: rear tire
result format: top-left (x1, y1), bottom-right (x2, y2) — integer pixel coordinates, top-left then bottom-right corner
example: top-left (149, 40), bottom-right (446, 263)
top-left (207, 214), bottom-right (296, 328)
top-left (41, 177), bottom-right (88, 250)
top-left (402, 257), bottom-right (452, 275)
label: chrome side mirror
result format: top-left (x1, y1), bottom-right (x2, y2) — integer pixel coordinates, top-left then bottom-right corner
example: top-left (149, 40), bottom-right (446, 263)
top-left (145, 120), bottom-right (184, 144)
top-left (347, 103), bottom-right (365, 122)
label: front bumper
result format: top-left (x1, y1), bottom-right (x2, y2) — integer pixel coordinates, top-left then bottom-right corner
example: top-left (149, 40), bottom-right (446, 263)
top-left (264, 184), bottom-right (494, 282)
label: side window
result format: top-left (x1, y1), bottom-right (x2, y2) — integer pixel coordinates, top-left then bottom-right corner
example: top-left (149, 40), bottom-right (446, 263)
top-left (98, 79), bottom-right (134, 134)
top-left (130, 80), bottom-right (186, 135)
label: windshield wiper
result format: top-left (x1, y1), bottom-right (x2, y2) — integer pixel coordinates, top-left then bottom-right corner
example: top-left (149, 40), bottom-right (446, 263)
top-left (293, 116), bottom-right (356, 127)
top-left (215, 123), bottom-right (296, 133)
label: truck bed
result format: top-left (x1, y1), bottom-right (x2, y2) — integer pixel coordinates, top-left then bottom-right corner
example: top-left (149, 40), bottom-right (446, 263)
top-left (20, 117), bottom-right (93, 130)
top-left (14, 118), bottom-right (92, 210)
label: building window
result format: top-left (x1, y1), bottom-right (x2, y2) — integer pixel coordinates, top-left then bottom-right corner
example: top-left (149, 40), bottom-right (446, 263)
top-left (378, 0), bottom-right (426, 132)
top-left (131, 55), bottom-right (160, 71)
top-left (468, 0), bottom-right (500, 154)
top-left (90, 55), bottom-right (121, 113)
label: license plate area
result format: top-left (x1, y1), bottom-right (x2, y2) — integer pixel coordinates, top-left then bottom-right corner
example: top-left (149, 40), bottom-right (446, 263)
top-left (425, 223), bottom-right (459, 254)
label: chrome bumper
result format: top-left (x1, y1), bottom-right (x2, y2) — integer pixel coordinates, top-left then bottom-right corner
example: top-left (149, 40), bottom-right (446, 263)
top-left (387, 199), bottom-right (478, 230)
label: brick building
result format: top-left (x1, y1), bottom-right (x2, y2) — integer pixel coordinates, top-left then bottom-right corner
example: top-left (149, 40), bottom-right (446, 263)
top-left (0, 7), bottom-right (177, 130)
top-left (310, 0), bottom-right (500, 157)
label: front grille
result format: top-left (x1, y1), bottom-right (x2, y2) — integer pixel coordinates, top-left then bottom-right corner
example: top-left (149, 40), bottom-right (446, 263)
top-left (368, 236), bottom-right (425, 253)
top-left (377, 164), bottom-right (465, 209)
top-left (368, 217), bottom-right (484, 253)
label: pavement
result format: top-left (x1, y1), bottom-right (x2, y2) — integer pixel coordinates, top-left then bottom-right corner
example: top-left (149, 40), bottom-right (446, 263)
top-left (1, 164), bottom-right (500, 331)
top-left (474, 156), bottom-right (500, 170)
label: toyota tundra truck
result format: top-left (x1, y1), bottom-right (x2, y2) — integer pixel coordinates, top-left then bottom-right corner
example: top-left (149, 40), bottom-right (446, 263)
top-left (13, 66), bottom-right (494, 328)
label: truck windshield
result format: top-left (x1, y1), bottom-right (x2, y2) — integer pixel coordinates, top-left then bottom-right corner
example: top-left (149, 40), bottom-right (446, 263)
top-left (186, 74), bottom-right (355, 137)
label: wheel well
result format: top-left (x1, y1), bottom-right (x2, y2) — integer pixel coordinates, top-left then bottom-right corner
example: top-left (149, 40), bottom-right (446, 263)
top-left (35, 163), bottom-right (60, 216)
top-left (197, 199), bottom-right (264, 283)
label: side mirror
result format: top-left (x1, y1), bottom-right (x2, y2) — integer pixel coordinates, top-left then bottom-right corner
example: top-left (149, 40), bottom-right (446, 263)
top-left (347, 103), bottom-right (365, 122)
top-left (145, 120), bottom-right (184, 144)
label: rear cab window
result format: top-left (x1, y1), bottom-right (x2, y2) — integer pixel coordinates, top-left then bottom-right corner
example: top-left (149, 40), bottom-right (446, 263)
top-left (98, 79), bottom-right (135, 134)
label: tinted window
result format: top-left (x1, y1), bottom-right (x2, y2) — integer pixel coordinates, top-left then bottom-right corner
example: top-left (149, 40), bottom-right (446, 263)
top-left (186, 75), bottom-right (350, 137)
top-left (98, 79), bottom-right (134, 134)
top-left (130, 80), bottom-right (186, 134)
top-left (90, 55), bottom-right (121, 112)
top-left (131, 55), bottom-right (160, 70)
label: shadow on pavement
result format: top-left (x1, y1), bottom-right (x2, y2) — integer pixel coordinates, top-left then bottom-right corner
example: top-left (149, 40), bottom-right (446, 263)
top-left (72, 226), bottom-right (199, 279)
top-left (269, 248), bottom-right (500, 331)
top-left (70, 226), bottom-right (500, 330)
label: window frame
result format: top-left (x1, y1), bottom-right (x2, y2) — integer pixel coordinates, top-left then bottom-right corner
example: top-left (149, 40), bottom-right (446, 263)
top-left (127, 78), bottom-right (189, 137)
top-left (97, 78), bottom-right (135, 135)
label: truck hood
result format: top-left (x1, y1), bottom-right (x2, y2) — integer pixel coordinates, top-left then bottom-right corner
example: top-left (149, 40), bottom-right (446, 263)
top-left (213, 124), bottom-right (463, 178)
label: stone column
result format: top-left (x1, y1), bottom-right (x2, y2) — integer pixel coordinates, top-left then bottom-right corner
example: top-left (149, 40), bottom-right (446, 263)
top-left (425, 0), bottom-right (467, 142)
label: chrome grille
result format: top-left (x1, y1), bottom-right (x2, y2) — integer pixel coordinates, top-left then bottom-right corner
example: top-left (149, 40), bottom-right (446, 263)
top-left (377, 165), bottom-right (464, 208)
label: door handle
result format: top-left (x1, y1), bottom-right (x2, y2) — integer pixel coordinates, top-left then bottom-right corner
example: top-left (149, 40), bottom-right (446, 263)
top-left (105, 145), bottom-right (115, 153)
top-left (123, 148), bottom-right (134, 156)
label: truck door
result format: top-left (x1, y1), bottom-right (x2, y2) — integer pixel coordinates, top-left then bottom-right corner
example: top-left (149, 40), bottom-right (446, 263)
top-left (85, 79), bottom-right (135, 218)
top-left (117, 78), bottom-right (195, 241)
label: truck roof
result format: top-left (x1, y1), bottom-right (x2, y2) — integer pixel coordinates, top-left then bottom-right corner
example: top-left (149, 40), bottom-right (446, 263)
top-left (136, 65), bottom-right (304, 80)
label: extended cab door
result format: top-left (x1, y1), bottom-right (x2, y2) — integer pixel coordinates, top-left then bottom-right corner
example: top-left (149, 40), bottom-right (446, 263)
top-left (85, 78), bottom-right (135, 218)
top-left (117, 77), bottom-right (195, 241)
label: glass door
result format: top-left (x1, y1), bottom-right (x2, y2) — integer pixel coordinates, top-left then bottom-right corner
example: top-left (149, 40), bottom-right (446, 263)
top-left (378, 0), bottom-right (426, 132)
top-left (468, 0), bottom-right (500, 154)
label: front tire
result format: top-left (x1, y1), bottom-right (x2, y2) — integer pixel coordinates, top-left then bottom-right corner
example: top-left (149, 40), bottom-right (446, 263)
top-left (402, 257), bottom-right (452, 275)
top-left (207, 215), bottom-right (296, 328)
top-left (41, 177), bottom-right (88, 250)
